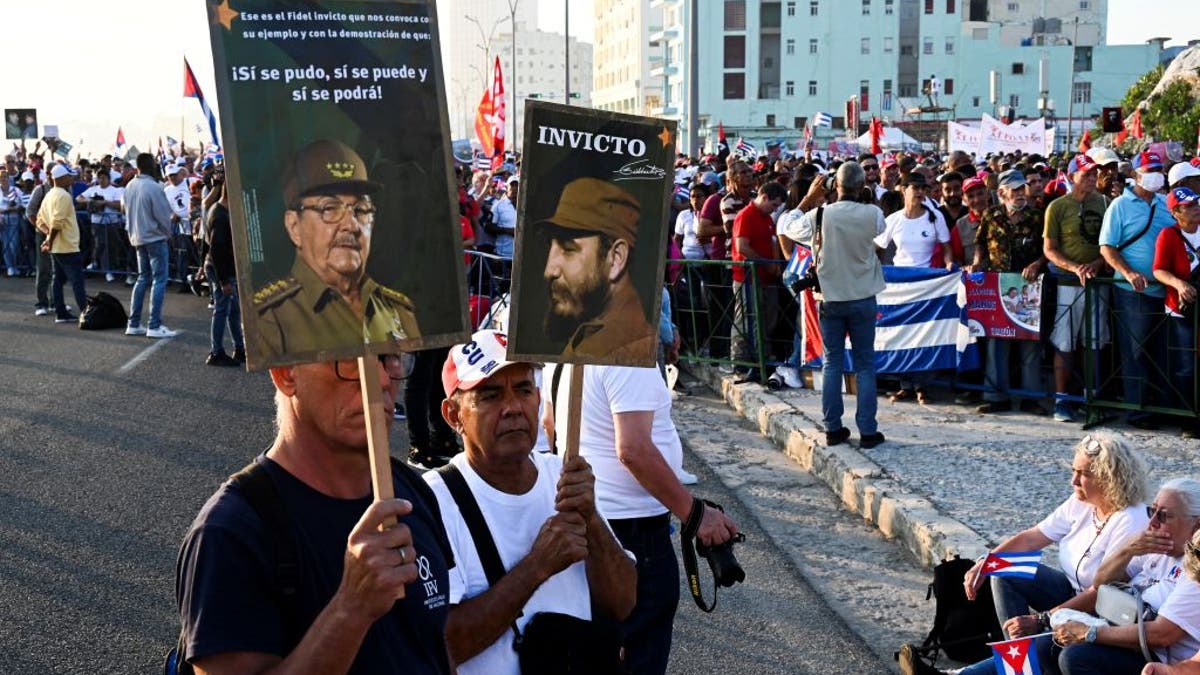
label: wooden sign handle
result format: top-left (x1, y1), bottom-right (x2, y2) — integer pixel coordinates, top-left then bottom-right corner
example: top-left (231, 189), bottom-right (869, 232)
top-left (357, 356), bottom-right (398, 517)
top-left (562, 365), bottom-right (585, 462)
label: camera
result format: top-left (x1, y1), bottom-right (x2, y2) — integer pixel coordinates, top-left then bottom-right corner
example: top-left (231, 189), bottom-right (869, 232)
top-left (822, 174), bottom-right (837, 193)
top-left (789, 267), bottom-right (821, 294)
top-left (697, 532), bottom-right (747, 587)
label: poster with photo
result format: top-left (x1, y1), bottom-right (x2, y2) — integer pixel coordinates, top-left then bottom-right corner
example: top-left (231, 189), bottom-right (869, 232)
top-left (506, 100), bottom-right (676, 367)
top-left (965, 271), bottom-right (1041, 340)
top-left (205, 0), bottom-right (469, 370)
top-left (4, 109), bottom-right (37, 140)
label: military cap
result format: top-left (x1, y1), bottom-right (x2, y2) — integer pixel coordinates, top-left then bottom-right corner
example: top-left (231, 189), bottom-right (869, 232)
top-left (283, 139), bottom-right (381, 206)
top-left (538, 177), bottom-right (641, 245)
top-left (997, 169), bottom-right (1027, 190)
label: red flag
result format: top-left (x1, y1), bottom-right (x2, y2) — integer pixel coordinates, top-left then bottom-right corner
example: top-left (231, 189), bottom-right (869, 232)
top-left (1196, 124), bottom-right (1200, 156)
top-left (116, 127), bottom-right (126, 149)
top-left (1077, 129), bottom-right (1091, 153)
top-left (474, 57), bottom-right (506, 159)
top-left (869, 117), bottom-right (883, 155)
top-left (1116, 128), bottom-right (1129, 145)
top-left (1130, 109), bottom-right (1144, 140)
top-left (717, 122), bottom-right (728, 155)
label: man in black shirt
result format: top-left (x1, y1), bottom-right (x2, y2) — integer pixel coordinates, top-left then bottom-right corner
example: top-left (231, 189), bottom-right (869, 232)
top-left (175, 355), bottom-right (454, 674)
top-left (202, 181), bottom-right (244, 366)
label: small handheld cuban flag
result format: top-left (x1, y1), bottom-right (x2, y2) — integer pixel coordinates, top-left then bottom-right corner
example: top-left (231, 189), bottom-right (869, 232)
top-left (989, 634), bottom-right (1046, 675)
top-left (735, 137), bottom-right (757, 158)
top-left (981, 552), bottom-right (1040, 579)
top-left (812, 111), bottom-right (834, 128)
top-left (673, 183), bottom-right (691, 202)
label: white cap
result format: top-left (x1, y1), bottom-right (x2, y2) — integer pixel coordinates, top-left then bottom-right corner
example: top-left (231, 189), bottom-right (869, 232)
top-left (1086, 147), bottom-right (1119, 167)
top-left (20, 170), bottom-right (35, 181)
top-left (50, 164), bottom-right (74, 179)
top-left (1168, 162), bottom-right (1200, 186)
top-left (442, 329), bottom-right (538, 397)
top-left (165, 164), bottom-right (182, 176)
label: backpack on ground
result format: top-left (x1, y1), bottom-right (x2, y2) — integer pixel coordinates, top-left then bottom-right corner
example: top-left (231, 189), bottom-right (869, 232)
top-left (79, 291), bottom-right (128, 330)
top-left (901, 555), bottom-right (1004, 668)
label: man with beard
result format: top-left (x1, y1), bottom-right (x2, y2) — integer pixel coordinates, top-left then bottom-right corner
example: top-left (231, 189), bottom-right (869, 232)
top-left (937, 170), bottom-right (966, 226)
top-left (1088, 147), bottom-right (1123, 201)
top-left (540, 177), bottom-right (655, 362)
top-left (254, 140), bottom-right (420, 360)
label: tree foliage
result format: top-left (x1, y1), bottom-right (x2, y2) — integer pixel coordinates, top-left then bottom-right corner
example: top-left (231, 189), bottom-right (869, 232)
top-left (1120, 63), bottom-right (1200, 145)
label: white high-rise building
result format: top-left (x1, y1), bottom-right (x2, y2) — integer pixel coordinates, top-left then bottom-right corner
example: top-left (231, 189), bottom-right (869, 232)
top-left (592, 0), bottom-right (663, 116)
top-left (493, 23), bottom-right (594, 147)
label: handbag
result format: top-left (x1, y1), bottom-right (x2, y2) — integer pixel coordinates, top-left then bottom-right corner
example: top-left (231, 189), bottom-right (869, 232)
top-left (1095, 582), bottom-right (1156, 662)
top-left (436, 464), bottom-right (625, 675)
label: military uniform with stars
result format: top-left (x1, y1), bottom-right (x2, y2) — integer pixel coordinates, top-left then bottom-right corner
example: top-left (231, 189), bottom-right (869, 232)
top-left (252, 139), bottom-right (421, 360)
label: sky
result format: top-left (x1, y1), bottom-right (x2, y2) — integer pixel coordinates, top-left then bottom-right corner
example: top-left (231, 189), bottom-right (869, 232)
top-left (0, 0), bottom-right (1194, 158)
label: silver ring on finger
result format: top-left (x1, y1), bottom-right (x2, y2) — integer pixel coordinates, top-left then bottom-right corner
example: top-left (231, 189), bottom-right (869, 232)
top-left (398, 546), bottom-right (408, 565)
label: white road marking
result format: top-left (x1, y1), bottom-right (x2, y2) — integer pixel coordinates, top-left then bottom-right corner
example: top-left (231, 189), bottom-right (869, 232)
top-left (116, 333), bottom-right (182, 374)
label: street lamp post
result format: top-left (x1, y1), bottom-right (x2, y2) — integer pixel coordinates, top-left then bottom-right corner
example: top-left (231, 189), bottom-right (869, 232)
top-left (464, 14), bottom-right (505, 89)
top-left (564, 0), bottom-right (570, 104)
top-left (506, 0), bottom-right (520, 150)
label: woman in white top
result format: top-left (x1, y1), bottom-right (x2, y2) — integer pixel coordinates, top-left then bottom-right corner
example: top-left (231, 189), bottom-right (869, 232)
top-left (671, 180), bottom-right (716, 353)
top-left (673, 182), bottom-right (713, 261)
top-left (874, 171), bottom-right (952, 403)
top-left (962, 433), bottom-right (1150, 632)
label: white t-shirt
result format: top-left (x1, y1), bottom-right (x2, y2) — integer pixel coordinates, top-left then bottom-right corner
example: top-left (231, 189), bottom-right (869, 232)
top-left (1154, 575), bottom-right (1200, 664)
top-left (875, 209), bottom-right (950, 267)
top-left (542, 364), bottom-right (681, 520)
top-left (1126, 553), bottom-right (1186, 616)
top-left (423, 452), bottom-right (594, 675)
top-left (79, 184), bottom-right (123, 223)
top-left (1036, 496), bottom-right (1149, 591)
top-left (164, 181), bottom-right (192, 232)
top-left (674, 209), bottom-right (705, 259)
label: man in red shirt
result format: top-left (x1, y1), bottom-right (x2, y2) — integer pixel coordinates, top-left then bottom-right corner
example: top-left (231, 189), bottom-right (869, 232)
top-left (729, 180), bottom-right (785, 377)
top-left (1152, 186), bottom-right (1200, 437)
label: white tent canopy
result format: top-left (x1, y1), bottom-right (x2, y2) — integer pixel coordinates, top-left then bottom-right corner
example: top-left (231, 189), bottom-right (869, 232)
top-left (853, 126), bottom-right (922, 151)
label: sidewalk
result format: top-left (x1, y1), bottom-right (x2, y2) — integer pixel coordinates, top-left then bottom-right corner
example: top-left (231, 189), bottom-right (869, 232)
top-left (686, 364), bottom-right (1200, 570)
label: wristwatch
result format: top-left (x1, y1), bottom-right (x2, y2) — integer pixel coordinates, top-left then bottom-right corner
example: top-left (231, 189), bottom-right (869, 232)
top-left (1085, 625), bottom-right (1099, 644)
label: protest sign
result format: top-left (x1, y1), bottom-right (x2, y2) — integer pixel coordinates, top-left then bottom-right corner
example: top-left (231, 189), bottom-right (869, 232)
top-left (978, 115), bottom-right (1048, 156)
top-left (506, 100), bottom-right (675, 368)
top-left (948, 120), bottom-right (981, 154)
top-left (205, 0), bottom-right (469, 371)
top-left (964, 271), bottom-right (1042, 340)
top-left (5, 109), bottom-right (37, 140)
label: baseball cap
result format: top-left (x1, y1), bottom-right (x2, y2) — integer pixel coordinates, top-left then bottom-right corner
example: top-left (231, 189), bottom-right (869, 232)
top-left (165, 164), bottom-right (182, 177)
top-left (1168, 162), bottom-right (1200, 186)
top-left (962, 176), bottom-right (987, 194)
top-left (282, 139), bottom-right (381, 206)
top-left (1073, 153), bottom-right (1099, 174)
top-left (19, 170), bottom-right (34, 181)
top-left (1134, 151), bottom-right (1164, 171)
top-left (997, 169), bottom-right (1027, 189)
top-left (441, 329), bottom-right (536, 397)
top-left (49, 164), bottom-right (74, 179)
top-left (695, 171), bottom-right (721, 189)
top-left (1086, 147), bottom-right (1119, 167)
top-left (1044, 179), bottom-right (1069, 198)
top-left (880, 155), bottom-right (898, 169)
top-left (1168, 187), bottom-right (1200, 210)
top-left (537, 177), bottom-right (641, 245)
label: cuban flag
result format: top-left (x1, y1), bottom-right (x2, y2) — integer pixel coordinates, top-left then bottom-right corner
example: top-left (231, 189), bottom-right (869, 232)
top-left (184, 58), bottom-right (221, 147)
top-left (802, 267), bottom-right (979, 373)
top-left (812, 111), bottom-right (834, 128)
top-left (981, 552), bottom-right (1040, 579)
top-left (990, 635), bottom-right (1043, 675)
top-left (735, 137), bottom-right (757, 158)
top-left (471, 151), bottom-right (491, 171)
top-left (784, 244), bottom-right (814, 290)
top-left (673, 183), bottom-right (691, 201)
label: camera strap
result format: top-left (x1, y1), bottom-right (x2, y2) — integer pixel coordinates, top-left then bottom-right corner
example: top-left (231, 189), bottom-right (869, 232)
top-left (681, 497), bottom-right (719, 613)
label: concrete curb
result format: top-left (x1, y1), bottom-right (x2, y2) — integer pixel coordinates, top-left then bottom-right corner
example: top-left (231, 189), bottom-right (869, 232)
top-left (686, 364), bottom-right (991, 570)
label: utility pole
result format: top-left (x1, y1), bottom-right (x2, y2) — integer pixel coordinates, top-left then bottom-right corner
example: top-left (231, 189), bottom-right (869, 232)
top-left (687, 0), bottom-right (699, 155)
top-left (565, 0), bottom-right (570, 104)
top-left (1065, 17), bottom-right (1080, 151)
top-left (507, 0), bottom-right (520, 150)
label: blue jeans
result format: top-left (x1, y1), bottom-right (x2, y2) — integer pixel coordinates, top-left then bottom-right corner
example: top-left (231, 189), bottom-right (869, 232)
top-left (51, 251), bottom-right (87, 319)
top-left (1058, 643), bottom-right (1148, 674)
top-left (1, 212), bottom-right (19, 273)
top-left (206, 264), bottom-right (244, 355)
top-left (820, 297), bottom-right (879, 435)
top-left (1167, 317), bottom-right (1196, 413)
top-left (957, 634), bottom-right (1061, 675)
top-left (1112, 287), bottom-right (1167, 416)
top-left (129, 240), bottom-right (169, 330)
top-left (983, 338), bottom-right (1043, 402)
top-left (608, 514), bottom-right (678, 675)
top-left (34, 229), bottom-right (52, 308)
top-left (991, 563), bottom-right (1076, 631)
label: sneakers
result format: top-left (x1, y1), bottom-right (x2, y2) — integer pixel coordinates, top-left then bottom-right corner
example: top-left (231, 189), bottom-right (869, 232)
top-left (125, 325), bottom-right (147, 336)
top-left (776, 365), bottom-right (804, 389)
top-left (898, 643), bottom-right (945, 675)
top-left (206, 351), bottom-right (240, 367)
top-left (34, 306), bottom-right (49, 316)
top-left (860, 432), bottom-right (886, 449)
top-left (976, 400), bottom-right (1012, 414)
top-left (146, 325), bottom-right (179, 339)
top-left (826, 427), bottom-right (851, 446)
top-left (717, 364), bottom-right (736, 375)
top-left (125, 275), bottom-right (136, 286)
top-left (54, 313), bottom-right (78, 324)
top-left (1053, 401), bottom-right (1076, 423)
top-left (85, 262), bottom-right (97, 271)
top-left (677, 468), bottom-right (699, 485)
top-left (232, 347), bottom-right (246, 364)
top-left (407, 446), bottom-right (450, 469)
top-left (393, 403), bottom-right (407, 420)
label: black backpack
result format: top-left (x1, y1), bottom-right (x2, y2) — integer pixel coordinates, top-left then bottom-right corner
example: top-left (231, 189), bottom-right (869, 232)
top-left (907, 556), bottom-right (1005, 666)
top-left (165, 457), bottom-right (452, 675)
top-left (79, 291), bottom-right (128, 330)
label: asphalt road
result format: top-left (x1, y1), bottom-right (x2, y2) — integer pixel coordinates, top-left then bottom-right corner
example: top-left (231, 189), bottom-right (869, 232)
top-left (0, 275), bottom-right (889, 674)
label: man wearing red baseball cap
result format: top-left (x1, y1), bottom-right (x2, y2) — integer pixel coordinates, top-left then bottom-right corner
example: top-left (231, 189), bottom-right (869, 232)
top-left (1042, 154), bottom-right (1112, 422)
top-left (1098, 149), bottom-right (1176, 429)
top-left (430, 330), bottom-right (635, 674)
